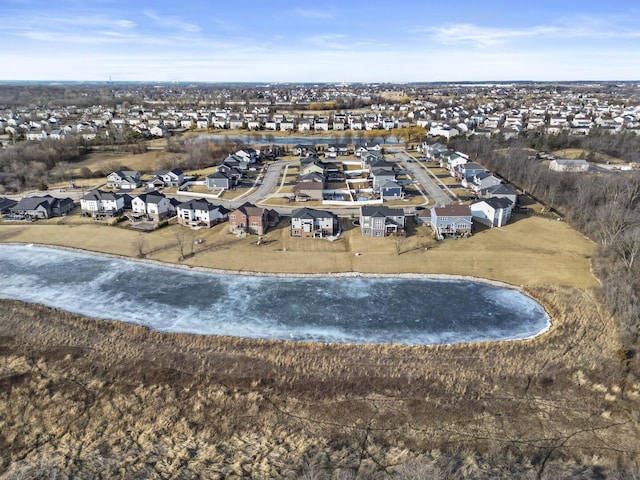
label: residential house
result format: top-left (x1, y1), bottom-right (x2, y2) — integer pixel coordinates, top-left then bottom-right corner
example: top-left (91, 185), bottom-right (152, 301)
top-left (147, 168), bottom-right (184, 189)
top-left (429, 205), bottom-right (473, 239)
top-left (131, 192), bottom-right (172, 220)
top-left (176, 198), bottom-right (229, 228)
top-left (360, 150), bottom-right (385, 167)
top-left (465, 171), bottom-right (502, 192)
top-left (379, 181), bottom-right (404, 199)
top-left (370, 166), bottom-right (397, 190)
top-left (290, 208), bottom-right (339, 238)
top-left (470, 197), bottom-right (513, 228)
top-left (223, 153), bottom-right (250, 171)
top-left (0, 197), bottom-right (17, 214)
top-left (10, 195), bottom-right (74, 219)
top-left (294, 173), bottom-right (325, 201)
top-left (206, 172), bottom-right (234, 190)
top-left (229, 202), bottom-right (278, 235)
top-left (326, 143), bottom-right (349, 158)
top-left (80, 190), bottom-right (125, 217)
top-left (300, 157), bottom-right (326, 176)
top-left (478, 183), bottom-right (519, 205)
top-left (440, 151), bottom-right (468, 172)
top-left (455, 162), bottom-right (486, 182)
top-left (293, 144), bottom-right (317, 157)
top-left (216, 164), bottom-right (243, 184)
top-left (549, 159), bottom-right (590, 172)
top-left (106, 170), bottom-right (141, 190)
top-left (359, 206), bottom-right (406, 237)
top-left (235, 148), bottom-right (258, 164)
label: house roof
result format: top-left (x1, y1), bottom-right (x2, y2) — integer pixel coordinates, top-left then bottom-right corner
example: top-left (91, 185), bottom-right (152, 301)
top-left (138, 192), bottom-right (167, 205)
top-left (291, 207), bottom-right (335, 220)
top-left (472, 197), bottom-right (513, 210)
top-left (552, 159), bottom-right (589, 166)
top-left (432, 205), bottom-right (472, 217)
top-left (12, 196), bottom-right (52, 211)
top-left (178, 198), bottom-right (218, 212)
top-left (234, 202), bottom-right (266, 218)
top-left (380, 180), bottom-right (402, 190)
top-left (0, 197), bottom-right (17, 211)
top-left (481, 183), bottom-right (518, 196)
top-left (294, 181), bottom-right (324, 191)
top-left (360, 206), bottom-right (404, 218)
top-left (82, 190), bottom-right (123, 201)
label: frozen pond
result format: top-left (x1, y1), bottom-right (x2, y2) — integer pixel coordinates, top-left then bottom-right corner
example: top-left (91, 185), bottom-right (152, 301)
top-left (0, 245), bottom-right (550, 345)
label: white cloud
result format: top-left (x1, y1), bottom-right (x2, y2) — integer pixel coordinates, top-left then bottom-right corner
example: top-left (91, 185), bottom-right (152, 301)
top-left (144, 11), bottom-right (201, 33)
top-left (289, 8), bottom-right (334, 19)
top-left (304, 34), bottom-right (349, 50)
top-left (417, 18), bottom-right (640, 48)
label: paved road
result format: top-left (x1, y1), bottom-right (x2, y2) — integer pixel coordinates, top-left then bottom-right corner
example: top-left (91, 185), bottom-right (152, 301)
top-left (393, 150), bottom-right (454, 207)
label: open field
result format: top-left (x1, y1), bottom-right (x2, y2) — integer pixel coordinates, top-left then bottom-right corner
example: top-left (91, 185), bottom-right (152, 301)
top-left (66, 149), bottom-right (183, 177)
top-left (0, 282), bottom-right (637, 478)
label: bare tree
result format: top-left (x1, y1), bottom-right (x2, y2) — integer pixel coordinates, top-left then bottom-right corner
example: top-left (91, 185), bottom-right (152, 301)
top-left (134, 234), bottom-right (147, 258)
top-left (613, 227), bottom-right (640, 269)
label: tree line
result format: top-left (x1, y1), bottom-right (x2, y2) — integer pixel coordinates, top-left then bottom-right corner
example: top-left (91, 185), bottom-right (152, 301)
top-left (452, 134), bottom-right (640, 359)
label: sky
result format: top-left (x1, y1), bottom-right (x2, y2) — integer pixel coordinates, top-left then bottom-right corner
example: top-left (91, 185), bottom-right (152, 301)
top-left (1, 0), bottom-right (639, 83)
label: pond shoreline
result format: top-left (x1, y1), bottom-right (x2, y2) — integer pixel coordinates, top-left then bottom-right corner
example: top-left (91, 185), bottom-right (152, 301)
top-left (6, 241), bottom-right (522, 290)
top-left (1, 242), bottom-right (551, 345)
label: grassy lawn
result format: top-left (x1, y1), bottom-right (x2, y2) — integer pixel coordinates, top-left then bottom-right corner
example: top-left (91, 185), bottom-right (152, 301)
top-left (0, 213), bottom-right (597, 288)
top-left (65, 150), bottom-right (184, 177)
top-left (553, 148), bottom-right (626, 164)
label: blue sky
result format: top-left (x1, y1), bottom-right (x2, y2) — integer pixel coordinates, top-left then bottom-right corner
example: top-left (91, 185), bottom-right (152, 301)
top-left (1, 0), bottom-right (639, 82)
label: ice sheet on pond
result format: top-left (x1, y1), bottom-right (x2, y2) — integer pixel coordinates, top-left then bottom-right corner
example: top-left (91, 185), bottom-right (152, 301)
top-left (0, 244), bottom-right (550, 345)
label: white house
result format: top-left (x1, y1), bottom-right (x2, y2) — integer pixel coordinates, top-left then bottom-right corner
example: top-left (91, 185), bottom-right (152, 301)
top-left (470, 197), bottom-right (513, 228)
top-left (177, 198), bottom-right (229, 228)
top-left (131, 192), bottom-right (172, 220)
top-left (549, 159), bottom-right (590, 172)
top-left (80, 190), bottom-right (125, 217)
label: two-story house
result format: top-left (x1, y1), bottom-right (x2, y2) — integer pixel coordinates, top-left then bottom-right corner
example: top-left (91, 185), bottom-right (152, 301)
top-left (359, 206), bottom-right (406, 237)
top-left (429, 205), bottom-right (473, 239)
top-left (131, 192), bottom-right (172, 220)
top-left (290, 208), bottom-right (339, 238)
top-left (106, 170), bottom-right (141, 190)
top-left (80, 190), bottom-right (125, 217)
top-left (176, 198), bottom-right (229, 228)
top-left (229, 202), bottom-right (279, 235)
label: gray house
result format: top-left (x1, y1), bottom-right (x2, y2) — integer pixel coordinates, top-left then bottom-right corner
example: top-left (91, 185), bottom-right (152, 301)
top-left (360, 206), bottom-right (405, 237)
top-left (207, 172), bottom-right (233, 190)
top-left (478, 183), bottom-right (519, 205)
top-left (148, 168), bottom-right (184, 188)
top-left (10, 195), bottom-right (74, 219)
top-left (0, 197), bottom-right (17, 214)
top-left (106, 170), bottom-right (141, 190)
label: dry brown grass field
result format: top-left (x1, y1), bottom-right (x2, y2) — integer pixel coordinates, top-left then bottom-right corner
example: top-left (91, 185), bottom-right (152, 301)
top-left (2, 207), bottom-right (639, 477)
top-left (0, 285), bottom-right (637, 478)
top-left (0, 214), bottom-right (597, 287)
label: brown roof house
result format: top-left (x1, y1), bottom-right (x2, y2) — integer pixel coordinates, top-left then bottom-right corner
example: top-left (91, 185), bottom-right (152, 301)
top-left (229, 202), bottom-right (280, 235)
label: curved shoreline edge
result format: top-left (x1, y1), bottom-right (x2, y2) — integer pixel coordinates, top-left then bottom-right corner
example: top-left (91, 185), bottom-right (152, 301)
top-left (0, 242), bottom-right (552, 344)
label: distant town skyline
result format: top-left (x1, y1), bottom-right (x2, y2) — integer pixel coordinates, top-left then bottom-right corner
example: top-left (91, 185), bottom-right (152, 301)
top-left (2, 0), bottom-right (639, 83)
